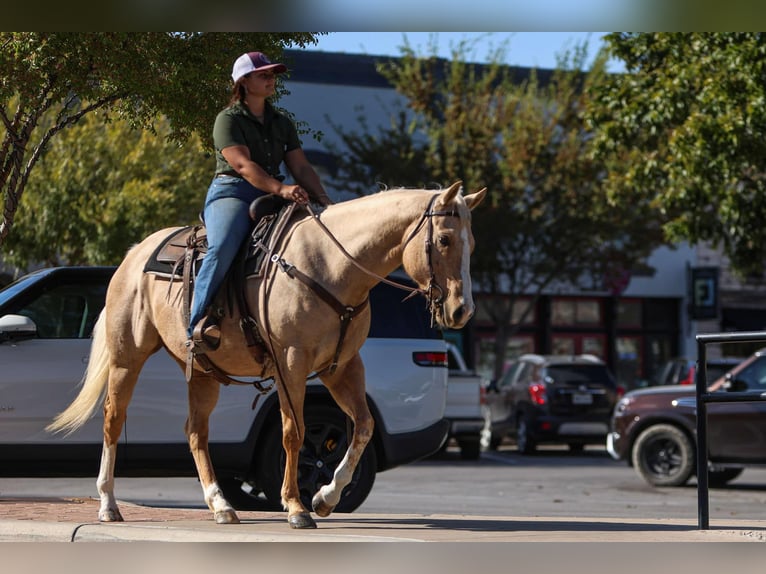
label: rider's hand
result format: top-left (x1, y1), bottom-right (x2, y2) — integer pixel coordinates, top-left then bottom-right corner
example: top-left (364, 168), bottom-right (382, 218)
top-left (280, 184), bottom-right (309, 205)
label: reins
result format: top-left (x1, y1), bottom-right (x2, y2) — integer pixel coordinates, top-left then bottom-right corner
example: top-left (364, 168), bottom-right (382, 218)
top-left (305, 193), bottom-right (461, 326)
top-left (304, 202), bottom-right (425, 298)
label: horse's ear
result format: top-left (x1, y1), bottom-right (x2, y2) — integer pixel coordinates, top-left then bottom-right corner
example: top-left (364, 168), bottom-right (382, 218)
top-left (464, 187), bottom-right (487, 211)
top-left (438, 181), bottom-right (463, 206)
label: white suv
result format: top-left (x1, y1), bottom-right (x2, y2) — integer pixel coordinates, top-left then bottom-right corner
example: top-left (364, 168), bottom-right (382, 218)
top-left (0, 266), bottom-right (449, 512)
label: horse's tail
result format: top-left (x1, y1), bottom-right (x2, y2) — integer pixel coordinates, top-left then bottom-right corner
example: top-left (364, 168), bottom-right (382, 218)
top-left (46, 309), bottom-right (110, 436)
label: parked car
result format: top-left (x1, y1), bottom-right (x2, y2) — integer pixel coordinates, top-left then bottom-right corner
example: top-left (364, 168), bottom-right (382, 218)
top-left (482, 354), bottom-right (620, 454)
top-left (0, 266), bottom-right (450, 512)
top-left (608, 349), bottom-right (766, 487)
top-left (648, 356), bottom-right (743, 387)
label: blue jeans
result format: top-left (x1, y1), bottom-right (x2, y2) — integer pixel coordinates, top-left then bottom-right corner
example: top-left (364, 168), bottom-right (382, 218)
top-left (188, 178), bottom-right (265, 337)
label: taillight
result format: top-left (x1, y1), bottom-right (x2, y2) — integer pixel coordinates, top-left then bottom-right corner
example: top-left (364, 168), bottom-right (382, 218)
top-left (413, 351), bottom-right (448, 367)
top-left (479, 385), bottom-right (487, 406)
top-left (528, 383), bottom-right (547, 405)
top-left (680, 366), bottom-right (695, 385)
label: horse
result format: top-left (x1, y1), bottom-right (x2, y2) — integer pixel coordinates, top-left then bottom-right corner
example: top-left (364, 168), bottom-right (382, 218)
top-left (47, 180), bottom-right (486, 529)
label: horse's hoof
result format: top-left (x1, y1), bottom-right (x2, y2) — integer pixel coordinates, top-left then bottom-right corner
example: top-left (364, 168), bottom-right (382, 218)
top-left (98, 509), bottom-right (124, 522)
top-left (288, 512), bottom-right (317, 529)
top-left (311, 493), bottom-right (335, 518)
top-left (214, 509), bottom-right (240, 524)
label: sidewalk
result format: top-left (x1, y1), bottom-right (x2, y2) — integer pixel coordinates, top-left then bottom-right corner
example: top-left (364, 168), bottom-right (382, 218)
top-left (1, 496), bottom-right (766, 542)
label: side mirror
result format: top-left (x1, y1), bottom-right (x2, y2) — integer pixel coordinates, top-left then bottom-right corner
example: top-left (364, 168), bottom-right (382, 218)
top-left (0, 314), bottom-right (38, 341)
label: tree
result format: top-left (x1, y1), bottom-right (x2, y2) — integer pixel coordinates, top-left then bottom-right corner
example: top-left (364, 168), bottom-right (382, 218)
top-left (330, 38), bottom-right (665, 378)
top-left (587, 33), bottom-right (766, 278)
top-left (0, 32), bottom-right (323, 246)
top-left (1, 112), bottom-right (210, 269)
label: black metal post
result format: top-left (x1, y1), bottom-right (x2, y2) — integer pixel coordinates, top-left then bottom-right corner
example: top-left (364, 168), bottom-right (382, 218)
top-left (695, 337), bottom-right (709, 530)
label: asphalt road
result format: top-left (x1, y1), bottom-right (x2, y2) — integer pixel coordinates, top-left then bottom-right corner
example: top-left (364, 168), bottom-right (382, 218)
top-left (2, 443), bottom-right (765, 524)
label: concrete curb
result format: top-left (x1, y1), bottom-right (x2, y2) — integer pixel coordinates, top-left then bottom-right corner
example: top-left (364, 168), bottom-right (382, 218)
top-left (2, 513), bottom-right (765, 543)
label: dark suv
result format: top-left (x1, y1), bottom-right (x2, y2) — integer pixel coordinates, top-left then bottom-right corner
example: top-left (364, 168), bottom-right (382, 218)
top-left (483, 354), bottom-right (619, 454)
top-left (608, 350), bottom-right (766, 487)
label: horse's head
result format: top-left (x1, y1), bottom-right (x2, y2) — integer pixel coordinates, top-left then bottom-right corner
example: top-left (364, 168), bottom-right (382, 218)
top-left (402, 181), bottom-right (486, 329)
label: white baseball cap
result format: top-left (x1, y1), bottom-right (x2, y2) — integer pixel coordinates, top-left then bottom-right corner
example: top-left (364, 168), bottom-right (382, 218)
top-left (231, 52), bottom-right (287, 83)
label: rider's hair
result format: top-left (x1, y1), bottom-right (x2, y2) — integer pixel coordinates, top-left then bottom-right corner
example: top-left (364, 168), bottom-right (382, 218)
top-left (228, 77), bottom-right (248, 106)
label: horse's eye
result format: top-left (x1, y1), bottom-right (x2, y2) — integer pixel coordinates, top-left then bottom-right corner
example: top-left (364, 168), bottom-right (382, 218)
top-left (438, 234), bottom-right (450, 247)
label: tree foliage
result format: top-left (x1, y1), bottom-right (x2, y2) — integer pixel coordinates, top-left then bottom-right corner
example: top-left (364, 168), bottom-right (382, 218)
top-left (588, 32), bottom-right (766, 277)
top-left (330, 38), bottom-right (665, 378)
top-left (0, 32), bottom-right (323, 246)
top-left (1, 112), bottom-right (210, 269)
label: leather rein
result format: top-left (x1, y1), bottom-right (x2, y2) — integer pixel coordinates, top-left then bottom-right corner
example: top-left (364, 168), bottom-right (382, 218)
top-left (303, 193), bottom-right (461, 327)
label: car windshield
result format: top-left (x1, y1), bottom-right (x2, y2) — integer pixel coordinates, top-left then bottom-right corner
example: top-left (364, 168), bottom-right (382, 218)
top-left (546, 365), bottom-right (615, 387)
top-left (0, 272), bottom-right (48, 306)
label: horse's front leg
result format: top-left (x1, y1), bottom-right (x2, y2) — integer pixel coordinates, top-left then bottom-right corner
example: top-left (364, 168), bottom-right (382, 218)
top-left (312, 353), bottom-right (374, 517)
top-left (275, 369), bottom-right (316, 529)
top-left (186, 375), bottom-right (239, 524)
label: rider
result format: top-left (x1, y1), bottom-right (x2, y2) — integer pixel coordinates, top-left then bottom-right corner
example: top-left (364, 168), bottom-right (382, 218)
top-left (188, 51), bottom-right (332, 345)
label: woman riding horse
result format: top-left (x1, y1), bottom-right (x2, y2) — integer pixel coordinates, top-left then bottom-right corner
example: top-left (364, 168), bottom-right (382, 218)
top-left (189, 51), bottom-right (332, 348)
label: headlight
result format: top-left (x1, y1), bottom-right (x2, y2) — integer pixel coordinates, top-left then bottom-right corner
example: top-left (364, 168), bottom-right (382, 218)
top-left (614, 396), bottom-right (634, 415)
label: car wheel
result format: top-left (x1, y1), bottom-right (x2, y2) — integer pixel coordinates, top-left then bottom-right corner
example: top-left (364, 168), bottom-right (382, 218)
top-left (457, 437), bottom-right (481, 460)
top-left (708, 467), bottom-right (744, 487)
top-left (516, 415), bottom-right (537, 455)
top-left (255, 404), bottom-right (377, 513)
top-left (631, 424), bottom-right (694, 487)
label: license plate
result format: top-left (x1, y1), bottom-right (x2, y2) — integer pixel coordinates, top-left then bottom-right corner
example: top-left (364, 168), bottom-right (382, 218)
top-left (572, 393), bottom-right (593, 405)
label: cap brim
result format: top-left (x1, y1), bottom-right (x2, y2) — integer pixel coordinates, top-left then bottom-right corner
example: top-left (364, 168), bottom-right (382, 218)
top-left (255, 63), bottom-right (287, 74)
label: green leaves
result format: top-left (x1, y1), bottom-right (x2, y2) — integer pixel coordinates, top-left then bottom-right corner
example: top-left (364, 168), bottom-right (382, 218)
top-left (1, 32), bottom-right (324, 248)
top-left (588, 32), bottom-right (766, 277)
top-left (2, 113), bottom-right (210, 268)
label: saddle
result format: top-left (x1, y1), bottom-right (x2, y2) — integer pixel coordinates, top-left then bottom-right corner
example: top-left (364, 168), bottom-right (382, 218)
top-left (143, 195), bottom-right (292, 385)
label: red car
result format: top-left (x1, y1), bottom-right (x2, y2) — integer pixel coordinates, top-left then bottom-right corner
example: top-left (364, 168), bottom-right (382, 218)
top-left (608, 350), bottom-right (766, 487)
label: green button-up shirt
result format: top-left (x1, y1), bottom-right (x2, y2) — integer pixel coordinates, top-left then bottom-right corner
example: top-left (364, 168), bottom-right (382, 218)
top-left (212, 101), bottom-right (301, 179)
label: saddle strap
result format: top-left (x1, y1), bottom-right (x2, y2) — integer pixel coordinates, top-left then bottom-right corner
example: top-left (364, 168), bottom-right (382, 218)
top-left (181, 225), bottom-right (204, 329)
top-left (276, 258), bottom-right (368, 374)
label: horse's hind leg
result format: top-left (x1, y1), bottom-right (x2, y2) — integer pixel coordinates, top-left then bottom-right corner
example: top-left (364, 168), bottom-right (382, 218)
top-left (97, 365), bottom-right (140, 522)
top-left (185, 374), bottom-right (239, 524)
top-left (312, 353), bottom-right (374, 517)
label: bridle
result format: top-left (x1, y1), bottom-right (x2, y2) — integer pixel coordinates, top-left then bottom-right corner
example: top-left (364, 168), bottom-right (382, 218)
top-left (305, 193), bottom-right (462, 326)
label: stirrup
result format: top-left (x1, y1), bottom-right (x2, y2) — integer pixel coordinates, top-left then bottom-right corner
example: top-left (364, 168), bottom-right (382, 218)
top-left (191, 316), bottom-right (221, 352)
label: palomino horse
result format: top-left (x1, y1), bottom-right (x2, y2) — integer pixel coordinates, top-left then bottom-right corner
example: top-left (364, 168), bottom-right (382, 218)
top-left (48, 181), bottom-right (486, 528)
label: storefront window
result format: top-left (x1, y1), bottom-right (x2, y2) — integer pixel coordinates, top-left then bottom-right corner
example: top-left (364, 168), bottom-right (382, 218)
top-left (617, 299), bottom-right (641, 327)
top-left (551, 299), bottom-right (602, 326)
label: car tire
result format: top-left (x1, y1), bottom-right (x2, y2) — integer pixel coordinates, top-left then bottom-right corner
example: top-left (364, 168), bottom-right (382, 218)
top-left (516, 415), bottom-right (537, 455)
top-left (457, 437), bottom-right (481, 460)
top-left (708, 467), bottom-right (744, 487)
top-left (255, 404), bottom-right (377, 513)
top-left (631, 424), bottom-right (694, 487)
